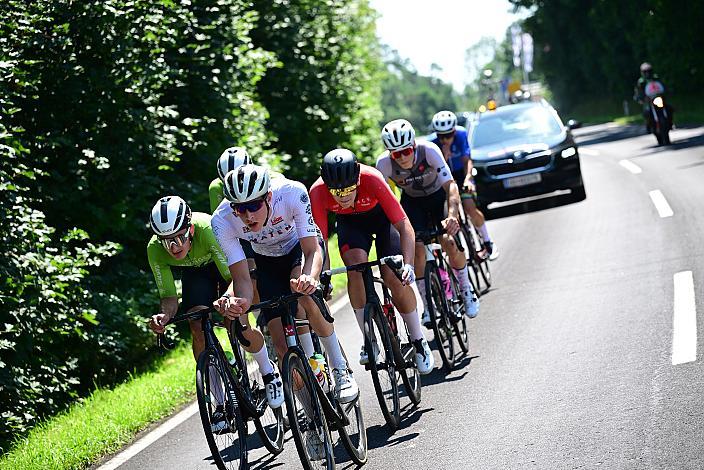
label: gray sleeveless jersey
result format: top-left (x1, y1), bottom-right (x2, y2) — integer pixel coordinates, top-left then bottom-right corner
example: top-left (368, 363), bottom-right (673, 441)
top-left (376, 140), bottom-right (453, 198)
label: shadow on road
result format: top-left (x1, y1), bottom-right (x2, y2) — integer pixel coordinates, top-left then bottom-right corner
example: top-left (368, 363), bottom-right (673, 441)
top-left (573, 124), bottom-right (643, 146)
top-left (486, 191), bottom-right (584, 220)
top-left (631, 130), bottom-right (704, 158)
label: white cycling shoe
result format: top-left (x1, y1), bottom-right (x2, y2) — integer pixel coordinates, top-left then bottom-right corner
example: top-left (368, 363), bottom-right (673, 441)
top-left (263, 362), bottom-right (284, 409)
top-left (463, 289), bottom-right (480, 318)
top-left (332, 368), bottom-right (359, 403)
top-left (359, 343), bottom-right (379, 365)
top-left (412, 338), bottom-right (435, 375)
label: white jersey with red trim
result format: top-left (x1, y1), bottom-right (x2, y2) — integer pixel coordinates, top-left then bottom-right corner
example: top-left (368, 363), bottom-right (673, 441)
top-left (211, 176), bottom-right (319, 265)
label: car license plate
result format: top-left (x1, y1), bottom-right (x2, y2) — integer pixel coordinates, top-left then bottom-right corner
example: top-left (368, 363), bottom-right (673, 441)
top-left (503, 173), bottom-right (542, 188)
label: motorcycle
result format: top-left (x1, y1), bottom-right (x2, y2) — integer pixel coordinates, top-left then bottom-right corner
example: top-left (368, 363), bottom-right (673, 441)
top-left (644, 80), bottom-right (672, 145)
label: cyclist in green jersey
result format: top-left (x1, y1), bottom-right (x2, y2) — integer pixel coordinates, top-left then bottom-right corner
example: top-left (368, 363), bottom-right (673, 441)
top-left (147, 196), bottom-right (284, 420)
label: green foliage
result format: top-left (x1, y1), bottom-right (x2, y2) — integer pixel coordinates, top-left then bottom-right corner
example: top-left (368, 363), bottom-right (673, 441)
top-left (381, 48), bottom-right (462, 134)
top-left (509, 0), bottom-right (704, 111)
top-left (250, 0), bottom-right (384, 178)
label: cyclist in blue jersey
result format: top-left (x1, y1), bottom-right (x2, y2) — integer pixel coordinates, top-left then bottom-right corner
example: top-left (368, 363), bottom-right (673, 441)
top-left (431, 110), bottom-right (498, 260)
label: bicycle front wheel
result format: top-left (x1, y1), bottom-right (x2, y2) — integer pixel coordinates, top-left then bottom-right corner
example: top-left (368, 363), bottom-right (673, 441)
top-left (365, 302), bottom-right (401, 430)
top-left (196, 349), bottom-right (247, 470)
top-left (425, 264), bottom-right (455, 372)
top-left (337, 397), bottom-right (368, 465)
top-left (282, 350), bottom-right (335, 470)
top-left (447, 269), bottom-right (470, 354)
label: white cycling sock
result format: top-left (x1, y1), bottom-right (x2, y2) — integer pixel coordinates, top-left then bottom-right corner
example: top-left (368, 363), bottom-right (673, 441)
top-left (478, 224), bottom-right (491, 243)
top-left (416, 278), bottom-right (428, 311)
top-left (320, 331), bottom-right (348, 370)
top-left (208, 365), bottom-right (225, 406)
top-left (299, 331), bottom-right (315, 358)
top-left (400, 309), bottom-right (424, 342)
top-left (252, 345), bottom-right (274, 376)
top-left (353, 307), bottom-right (365, 336)
top-left (452, 265), bottom-right (475, 295)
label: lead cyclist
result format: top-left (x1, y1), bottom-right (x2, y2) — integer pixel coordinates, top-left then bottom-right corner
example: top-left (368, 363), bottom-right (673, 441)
top-left (431, 111), bottom-right (498, 260)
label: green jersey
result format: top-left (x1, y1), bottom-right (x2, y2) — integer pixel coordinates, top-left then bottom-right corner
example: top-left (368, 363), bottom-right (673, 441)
top-left (147, 212), bottom-right (231, 298)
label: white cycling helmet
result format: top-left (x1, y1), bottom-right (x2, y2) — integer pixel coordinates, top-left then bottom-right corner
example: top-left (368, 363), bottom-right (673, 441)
top-left (216, 147), bottom-right (251, 181)
top-left (431, 111), bottom-right (457, 134)
top-left (223, 164), bottom-right (271, 203)
top-left (381, 119), bottom-right (415, 151)
top-left (149, 196), bottom-right (192, 237)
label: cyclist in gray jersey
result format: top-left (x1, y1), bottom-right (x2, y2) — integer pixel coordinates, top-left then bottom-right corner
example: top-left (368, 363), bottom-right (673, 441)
top-left (377, 119), bottom-right (480, 321)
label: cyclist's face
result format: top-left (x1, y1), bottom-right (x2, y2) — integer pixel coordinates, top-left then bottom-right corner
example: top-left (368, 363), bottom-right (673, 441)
top-left (235, 192), bottom-right (270, 232)
top-left (391, 145), bottom-right (415, 170)
top-left (332, 189), bottom-right (357, 208)
top-left (164, 226), bottom-right (192, 259)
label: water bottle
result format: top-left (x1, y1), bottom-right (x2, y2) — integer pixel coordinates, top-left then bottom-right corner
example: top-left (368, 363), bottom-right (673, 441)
top-left (438, 267), bottom-right (453, 300)
top-left (224, 350), bottom-right (237, 367)
top-left (309, 353), bottom-right (329, 392)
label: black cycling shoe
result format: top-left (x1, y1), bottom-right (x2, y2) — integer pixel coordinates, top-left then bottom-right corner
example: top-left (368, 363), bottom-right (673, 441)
top-left (211, 405), bottom-right (229, 434)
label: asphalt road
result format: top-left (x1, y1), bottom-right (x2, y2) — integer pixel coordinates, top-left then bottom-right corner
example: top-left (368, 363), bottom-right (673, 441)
top-left (104, 124), bottom-right (704, 470)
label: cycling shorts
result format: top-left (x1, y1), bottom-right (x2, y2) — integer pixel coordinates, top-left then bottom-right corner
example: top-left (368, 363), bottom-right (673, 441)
top-left (252, 238), bottom-right (326, 324)
top-left (336, 204), bottom-right (401, 258)
top-left (451, 169), bottom-right (477, 201)
top-left (181, 262), bottom-right (229, 314)
top-left (401, 188), bottom-right (447, 232)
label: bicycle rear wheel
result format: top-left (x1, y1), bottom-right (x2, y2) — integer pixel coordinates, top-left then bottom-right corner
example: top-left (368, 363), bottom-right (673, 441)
top-left (424, 264), bottom-right (455, 372)
top-left (196, 350), bottom-right (247, 470)
top-left (365, 302), bottom-right (401, 430)
top-left (477, 255), bottom-right (492, 293)
top-left (447, 269), bottom-right (470, 354)
top-left (282, 350), bottom-right (335, 470)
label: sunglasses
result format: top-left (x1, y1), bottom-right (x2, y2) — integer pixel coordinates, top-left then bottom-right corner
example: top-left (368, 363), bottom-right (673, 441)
top-left (390, 146), bottom-right (415, 160)
top-left (437, 132), bottom-right (455, 141)
top-left (329, 184), bottom-right (358, 198)
top-left (230, 198), bottom-right (266, 215)
top-left (159, 229), bottom-right (191, 251)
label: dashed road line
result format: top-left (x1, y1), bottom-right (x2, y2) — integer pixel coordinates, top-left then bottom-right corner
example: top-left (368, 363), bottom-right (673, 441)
top-left (672, 271), bottom-right (697, 365)
top-left (97, 294), bottom-right (352, 469)
top-left (619, 159), bottom-right (642, 174)
top-left (648, 190), bottom-right (674, 218)
top-left (579, 147), bottom-right (600, 156)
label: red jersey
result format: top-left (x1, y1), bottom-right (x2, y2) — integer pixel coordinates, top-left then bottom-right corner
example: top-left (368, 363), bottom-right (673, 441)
top-left (309, 164), bottom-right (407, 240)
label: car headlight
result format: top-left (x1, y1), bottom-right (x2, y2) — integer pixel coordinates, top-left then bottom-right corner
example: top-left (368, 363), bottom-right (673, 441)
top-left (471, 167), bottom-right (478, 176)
top-left (561, 147), bottom-right (577, 158)
top-left (653, 96), bottom-right (664, 108)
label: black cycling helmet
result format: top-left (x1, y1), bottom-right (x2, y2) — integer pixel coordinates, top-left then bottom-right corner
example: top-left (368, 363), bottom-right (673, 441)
top-left (321, 148), bottom-right (360, 189)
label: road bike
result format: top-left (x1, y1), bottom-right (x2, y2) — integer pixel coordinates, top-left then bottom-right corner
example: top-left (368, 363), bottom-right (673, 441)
top-left (251, 291), bottom-right (367, 469)
top-left (158, 307), bottom-right (284, 470)
top-left (416, 228), bottom-right (471, 370)
top-left (321, 255), bottom-right (421, 431)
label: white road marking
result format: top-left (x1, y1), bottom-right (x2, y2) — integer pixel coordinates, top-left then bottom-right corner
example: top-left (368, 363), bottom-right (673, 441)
top-left (579, 147), bottom-right (600, 156)
top-left (648, 190), bottom-right (674, 218)
top-left (96, 294), bottom-right (352, 469)
top-left (672, 271), bottom-right (697, 365)
top-left (97, 402), bottom-right (199, 470)
top-left (619, 159), bottom-right (642, 174)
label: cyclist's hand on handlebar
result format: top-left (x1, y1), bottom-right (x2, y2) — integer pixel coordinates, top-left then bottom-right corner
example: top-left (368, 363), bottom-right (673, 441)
top-left (442, 216), bottom-right (460, 236)
top-left (400, 263), bottom-right (416, 286)
top-left (291, 274), bottom-right (319, 295)
top-left (149, 313), bottom-right (167, 334)
top-left (214, 295), bottom-right (250, 320)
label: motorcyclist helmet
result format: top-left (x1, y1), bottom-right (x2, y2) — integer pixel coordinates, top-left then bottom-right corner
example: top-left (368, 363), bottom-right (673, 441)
top-left (640, 62), bottom-right (653, 79)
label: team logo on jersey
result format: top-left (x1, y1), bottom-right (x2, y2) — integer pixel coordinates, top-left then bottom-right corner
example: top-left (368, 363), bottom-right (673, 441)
top-left (300, 193), bottom-right (309, 204)
top-left (305, 204), bottom-right (312, 214)
top-left (308, 216), bottom-right (314, 226)
top-left (272, 216), bottom-right (283, 225)
top-left (243, 226), bottom-right (251, 233)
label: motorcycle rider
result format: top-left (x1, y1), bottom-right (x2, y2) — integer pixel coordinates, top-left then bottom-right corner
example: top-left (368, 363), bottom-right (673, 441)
top-left (633, 62), bottom-right (672, 133)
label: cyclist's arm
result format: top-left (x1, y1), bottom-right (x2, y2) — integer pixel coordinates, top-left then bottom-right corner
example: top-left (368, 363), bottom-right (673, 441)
top-left (323, 239), bottom-right (330, 271)
top-left (208, 179), bottom-right (224, 214)
top-left (226, 259), bottom-right (253, 304)
top-left (443, 179), bottom-right (461, 220)
top-left (392, 217), bottom-right (416, 267)
top-left (309, 182), bottom-right (330, 240)
top-left (147, 243), bottom-right (179, 321)
top-left (159, 296), bottom-right (178, 318)
top-left (425, 142), bottom-right (459, 219)
top-left (202, 222), bottom-right (232, 282)
top-left (300, 235), bottom-right (323, 279)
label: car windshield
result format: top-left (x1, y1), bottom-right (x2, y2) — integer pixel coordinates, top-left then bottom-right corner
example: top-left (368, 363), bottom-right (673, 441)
top-left (471, 106), bottom-right (563, 148)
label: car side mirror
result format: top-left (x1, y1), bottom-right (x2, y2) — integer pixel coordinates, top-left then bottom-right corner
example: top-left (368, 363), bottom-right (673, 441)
top-left (567, 119), bottom-right (582, 130)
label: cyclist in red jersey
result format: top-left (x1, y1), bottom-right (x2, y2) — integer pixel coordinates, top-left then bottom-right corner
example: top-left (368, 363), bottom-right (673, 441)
top-left (309, 148), bottom-right (434, 374)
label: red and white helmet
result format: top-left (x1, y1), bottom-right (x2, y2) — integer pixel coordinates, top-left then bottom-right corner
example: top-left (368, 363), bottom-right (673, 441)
top-left (381, 119), bottom-right (415, 151)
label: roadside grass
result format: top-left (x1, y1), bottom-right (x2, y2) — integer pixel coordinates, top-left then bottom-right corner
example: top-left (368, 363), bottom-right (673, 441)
top-left (0, 343), bottom-right (196, 470)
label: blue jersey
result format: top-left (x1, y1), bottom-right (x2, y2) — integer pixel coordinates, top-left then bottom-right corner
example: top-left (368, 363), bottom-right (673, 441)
top-left (431, 126), bottom-right (470, 173)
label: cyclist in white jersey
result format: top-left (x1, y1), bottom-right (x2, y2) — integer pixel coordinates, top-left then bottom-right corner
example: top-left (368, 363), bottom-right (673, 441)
top-left (211, 164), bottom-right (359, 405)
top-left (377, 119), bottom-right (480, 322)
